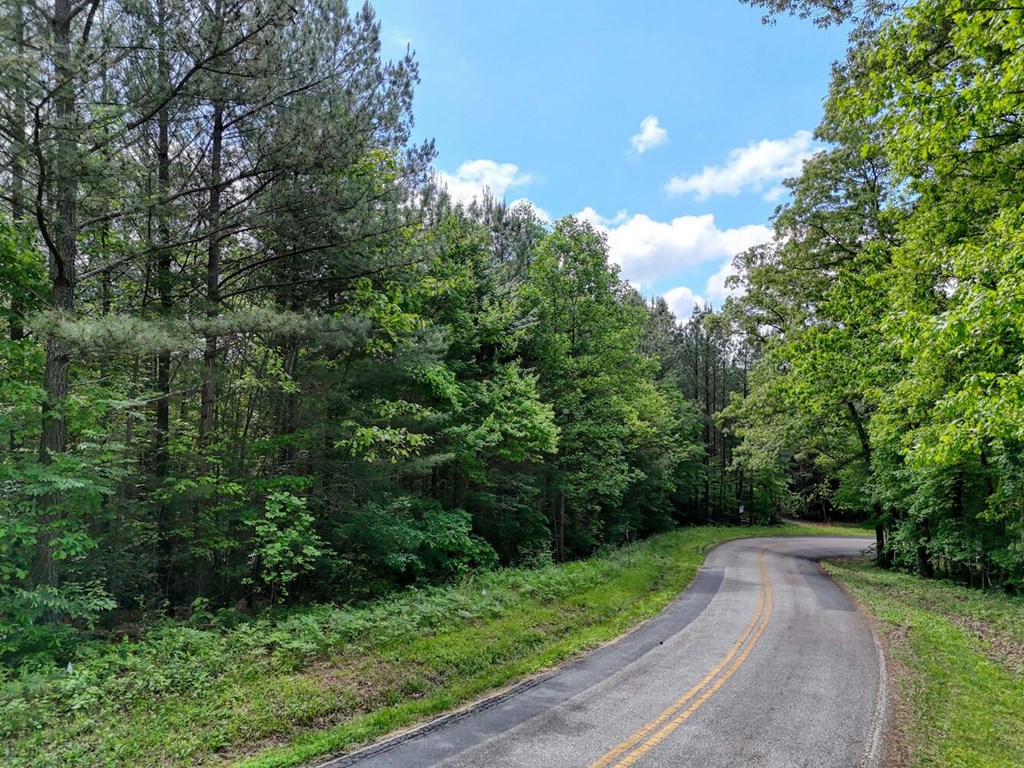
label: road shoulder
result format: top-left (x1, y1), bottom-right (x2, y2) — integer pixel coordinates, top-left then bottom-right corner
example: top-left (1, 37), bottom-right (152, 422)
top-left (824, 558), bottom-right (1024, 768)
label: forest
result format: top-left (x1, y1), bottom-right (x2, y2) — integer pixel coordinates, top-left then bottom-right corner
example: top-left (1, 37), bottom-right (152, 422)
top-left (1, 0), bottom-right (1023, 670)
top-left (0, 0), bottom-right (761, 664)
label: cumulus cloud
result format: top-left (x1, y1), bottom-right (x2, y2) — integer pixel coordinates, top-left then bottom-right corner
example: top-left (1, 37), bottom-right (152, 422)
top-left (436, 159), bottom-right (533, 205)
top-left (630, 115), bottom-right (669, 154)
top-left (666, 130), bottom-right (818, 200)
top-left (508, 198), bottom-right (552, 224)
top-left (578, 208), bottom-right (771, 289)
top-left (704, 257), bottom-right (742, 303)
top-left (577, 206), bottom-right (627, 228)
top-left (660, 252), bottom-right (750, 321)
top-left (663, 285), bottom-right (706, 318)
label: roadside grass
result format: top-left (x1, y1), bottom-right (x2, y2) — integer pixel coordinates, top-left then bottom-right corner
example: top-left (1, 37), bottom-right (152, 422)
top-left (824, 559), bottom-right (1024, 768)
top-left (784, 517), bottom-right (878, 531)
top-left (2, 523), bottom-right (869, 768)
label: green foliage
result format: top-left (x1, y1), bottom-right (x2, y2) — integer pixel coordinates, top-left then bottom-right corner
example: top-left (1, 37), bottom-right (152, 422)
top-left (458, 364), bottom-right (558, 466)
top-left (0, 0), bottom-right (723, 686)
top-left (0, 425), bottom-right (128, 664)
top-left (0, 222), bottom-right (45, 319)
top-left (332, 496), bottom-right (498, 597)
top-left (245, 492), bottom-right (325, 598)
top-left (519, 217), bottom-right (704, 553)
top-left (740, 0), bottom-right (899, 28)
top-left (0, 583), bottom-right (115, 664)
top-left (725, 1), bottom-right (1024, 586)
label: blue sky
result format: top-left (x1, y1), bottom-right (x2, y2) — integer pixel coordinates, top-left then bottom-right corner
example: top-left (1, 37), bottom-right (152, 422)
top-left (372, 1), bottom-right (848, 318)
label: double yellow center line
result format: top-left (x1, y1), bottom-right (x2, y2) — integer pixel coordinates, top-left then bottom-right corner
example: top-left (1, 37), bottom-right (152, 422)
top-left (589, 549), bottom-right (775, 768)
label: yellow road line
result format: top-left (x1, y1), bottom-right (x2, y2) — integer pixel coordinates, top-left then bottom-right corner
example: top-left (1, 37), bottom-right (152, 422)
top-left (589, 549), bottom-right (774, 768)
top-left (612, 554), bottom-right (774, 766)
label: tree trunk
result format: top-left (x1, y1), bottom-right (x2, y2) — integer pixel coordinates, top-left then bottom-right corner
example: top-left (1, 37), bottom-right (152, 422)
top-left (916, 537), bottom-right (934, 579)
top-left (874, 517), bottom-right (889, 568)
top-left (153, 7), bottom-right (175, 598)
top-left (35, 0), bottom-right (78, 591)
top-left (154, 16), bottom-right (172, 475)
top-left (199, 103), bottom-right (224, 444)
top-left (8, 2), bottom-right (26, 453)
top-left (844, 399), bottom-right (891, 567)
top-left (556, 491), bottom-right (565, 563)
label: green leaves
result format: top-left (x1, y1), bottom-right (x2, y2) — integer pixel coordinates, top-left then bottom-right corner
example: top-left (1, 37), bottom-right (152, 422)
top-left (0, 0), bottom-right (720, 663)
top-left (338, 424), bottom-right (430, 464)
top-left (727, 0), bottom-right (1024, 583)
top-left (0, 222), bottom-right (44, 320)
top-left (520, 217), bottom-right (701, 547)
top-left (245, 492), bottom-right (325, 598)
top-left (0, 582), bottom-right (116, 663)
top-left (332, 496), bottom-right (498, 595)
top-left (459, 364), bottom-right (557, 465)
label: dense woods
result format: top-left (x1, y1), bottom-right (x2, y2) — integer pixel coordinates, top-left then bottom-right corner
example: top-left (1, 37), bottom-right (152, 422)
top-left (4, 0), bottom-right (1024, 670)
top-left (0, 0), bottom-right (759, 664)
top-left (732, 0), bottom-right (1024, 588)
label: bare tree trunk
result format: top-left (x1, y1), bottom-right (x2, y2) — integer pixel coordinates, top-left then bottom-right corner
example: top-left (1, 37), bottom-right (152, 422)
top-left (8, 2), bottom-right (26, 454)
top-left (154, 38), bottom-right (172, 476)
top-left (199, 103), bottom-right (224, 444)
top-left (192, 97), bottom-right (224, 600)
top-left (153, 4), bottom-right (175, 599)
top-left (557, 491), bottom-right (565, 563)
top-left (35, 0), bottom-right (77, 591)
top-left (844, 399), bottom-right (890, 567)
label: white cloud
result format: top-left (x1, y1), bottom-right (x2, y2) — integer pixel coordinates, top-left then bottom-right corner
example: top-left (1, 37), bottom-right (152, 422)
top-left (577, 206), bottom-right (627, 228)
top-left (579, 208), bottom-right (771, 289)
top-left (660, 253), bottom-right (749, 321)
top-left (509, 197), bottom-right (552, 224)
top-left (630, 115), bottom-right (669, 154)
top-left (663, 285), bottom-right (705, 318)
top-left (666, 129), bottom-right (818, 201)
top-left (704, 257), bottom-right (742, 302)
top-left (436, 159), bottom-right (533, 205)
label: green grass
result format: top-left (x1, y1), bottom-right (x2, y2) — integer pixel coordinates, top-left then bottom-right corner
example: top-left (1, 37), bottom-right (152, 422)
top-left (2, 523), bottom-right (868, 768)
top-left (825, 559), bottom-right (1024, 768)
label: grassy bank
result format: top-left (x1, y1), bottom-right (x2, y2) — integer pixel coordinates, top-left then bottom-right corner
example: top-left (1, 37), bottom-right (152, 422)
top-left (2, 524), bottom-right (869, 768)
top-left (825, 559), bottom-right (1024, 768)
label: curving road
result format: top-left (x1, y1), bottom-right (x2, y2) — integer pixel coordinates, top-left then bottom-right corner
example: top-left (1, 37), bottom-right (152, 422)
top-left (321, 536), bottom-right (886, 768)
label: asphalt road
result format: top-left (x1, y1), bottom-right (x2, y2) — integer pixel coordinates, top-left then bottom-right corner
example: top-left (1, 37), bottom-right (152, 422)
top-left (322, 536), bottom-right (886, 768)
